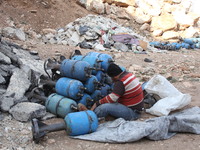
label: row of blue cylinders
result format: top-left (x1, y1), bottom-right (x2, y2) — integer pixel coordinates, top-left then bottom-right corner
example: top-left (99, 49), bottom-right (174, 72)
top-left (150, 38), bottom-right (200, 50)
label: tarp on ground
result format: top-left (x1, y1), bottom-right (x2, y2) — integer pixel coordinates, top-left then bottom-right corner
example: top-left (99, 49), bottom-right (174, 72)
top-left (72, 107), bottom-right (200, 143)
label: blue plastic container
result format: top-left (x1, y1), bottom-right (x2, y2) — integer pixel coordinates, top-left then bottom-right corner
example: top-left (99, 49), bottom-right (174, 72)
top-left (195, 43), bottom-right (200, 49)
top-left (175, 43), bottom-right (182, 49)
top-left (84, 75), bottom-right (100, 94)
top-left (71, 55), bottom-right (102, 74)
top-left (55, 77), bottom-right (85, 100)
top-left (181, 43), bottom-right (190, 49)
top-left (64, 110), bottom-right (98, 136)
top-left (60, 59), bottom-right (92, 81)
top-left (77, 93), bottom-right (94, 107)
top-left (183, 38), bottom-right (200, 44)
top-left (91, 90), bottom-right (102, 101)
top-left (45, 93), bottom-right (77, 118)
top-left (100, 84), bottom-right (112, 97)
top-left (149, 41), bottom-right (160, 46)
top-left (95, 71), bottom-right (106, 85)
top-left (86, 52), bottom-right (114, 72)
top-left (104, 74), bottom-right (113, 85)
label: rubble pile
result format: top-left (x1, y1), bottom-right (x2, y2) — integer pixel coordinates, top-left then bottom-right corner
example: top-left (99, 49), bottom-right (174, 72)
top-left (0, 37), bottom-right (47, 122)
top-left (41, 15), bottom-right (150, 53)
top-left (78, 0), bottom-right (200, 40)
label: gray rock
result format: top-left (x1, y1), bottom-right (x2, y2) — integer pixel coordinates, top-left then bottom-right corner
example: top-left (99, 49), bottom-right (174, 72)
top-left (0, 88), bottom-right (6, 95)
top-left (12, 48), bottom-right (45, 75)
top-left (41, 112), bottom-right (56, 121)
top-left (0, 112), bottom-right (4, 121)
top-left (9, 102), bottom-right (46, 122)
top-left (0, 96), bottom-right (15, 112)
top-left (0, 52), bottom-right (11, 64)
top-left (0, 72), bottom-right (6, 84)
top-left (0, 68), bottom-right (9, 77)
top-left (0, 64), bottom-right (15, 76)
top-left (0, 73), bottom-right (6, 84)
top-left (0, 42), bottom-right (22, 66)
top-left (2, 27), bottom-right (15, 38)
top-left (5, 67), bottom-right (31, 100)
top-left (14, 29), bottom-right (26, 41)
top-left (114, 42), bottom-right (129, 52)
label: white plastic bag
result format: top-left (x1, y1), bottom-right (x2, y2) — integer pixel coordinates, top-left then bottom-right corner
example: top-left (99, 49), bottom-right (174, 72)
top-left (144, 75), bottom-right (191, 116)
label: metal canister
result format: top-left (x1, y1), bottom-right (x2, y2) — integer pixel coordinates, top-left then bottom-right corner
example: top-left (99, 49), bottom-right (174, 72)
top-left (77, 93), bottom-right (94, 108)
top-left (99, 84), bottom-right (112, 97)
top-left (91, 90), bottom-right (102, 101)
top-left (45, 93), bottom-right (78, 118)
top-left (71, 55), bottom-right (102, 74)
top-left (60, 59), bottom-right (92, 81)
top-left (86, 52), bottom-right (114, 72)
top-left (55, 77), bottom-right (85, 100)
top-left (83, 75), bottom-right (100, 94)
top-left (65, 110), bottom-right (98, 136)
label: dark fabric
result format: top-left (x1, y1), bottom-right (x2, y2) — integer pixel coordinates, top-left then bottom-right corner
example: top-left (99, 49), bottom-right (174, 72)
top-left (112, 81), bottom-right (125, 96)
top-left (129, 101), bottom-right (144, 111)
top-left (107, 63), bottom-right (123, 77)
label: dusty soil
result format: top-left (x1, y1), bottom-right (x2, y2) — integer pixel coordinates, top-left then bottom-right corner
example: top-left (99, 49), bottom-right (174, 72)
top-left (0, 0), bottom-right (200, 150)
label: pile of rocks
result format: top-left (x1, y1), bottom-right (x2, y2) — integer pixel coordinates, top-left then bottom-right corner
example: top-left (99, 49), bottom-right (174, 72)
top-left (41, 14), bottom-right (150, 52)
top-left (0, 37), bottom-right (47, 122)
top-left (77, 0), bottom-right (200, 40)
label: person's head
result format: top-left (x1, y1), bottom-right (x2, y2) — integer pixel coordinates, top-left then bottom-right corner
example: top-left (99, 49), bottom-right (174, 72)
top-left (107, 63), bottom-right (123, 81)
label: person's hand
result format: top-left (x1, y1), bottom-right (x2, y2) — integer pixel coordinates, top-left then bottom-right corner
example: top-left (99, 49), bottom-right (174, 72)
top-left (91, 103), bottom-right (97, 111)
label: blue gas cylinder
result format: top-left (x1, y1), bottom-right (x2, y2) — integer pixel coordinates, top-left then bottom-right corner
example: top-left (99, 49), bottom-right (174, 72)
top-left (183, 38), bottom-right (200, 44)
top-left (86, 52), bottom-right (114, 72)
top-left (71, 55), bottom-right (102, 75)
top-left (91, 90), bottom-right (102, 101)
top-left (84, 75), bottom-right (100, 94)
top-left (45, 93), bottom-right (77, 118)
top-left (104, 74), bottom-right (113, 85)
top-left (149, 41), bottom-right (161, 46)
top-left (95, 71), bottom-right (106, 85)
top-left (181, 43), bottom-right (190, 49)
top-left (100, 84), bottom-right (112, 97)
top-left (64, 110), bottom-right (98, 136)
top-left (195, 43), bottom-right (200, 49)
top-left (60, 59), bottom-right (92, 81)
top-left (175, 43), bottom-right (182, 49)
top-left (77, 93), bottom-right (94, 108)
top-left (55, 77), bottom-right (85, 100)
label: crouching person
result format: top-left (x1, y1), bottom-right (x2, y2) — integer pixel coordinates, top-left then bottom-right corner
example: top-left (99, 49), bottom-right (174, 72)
top-left (91, 63), bottom-right (144, 120)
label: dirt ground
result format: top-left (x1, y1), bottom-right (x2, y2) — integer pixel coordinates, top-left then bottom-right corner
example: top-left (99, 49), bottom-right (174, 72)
top-left (0, 0), bottom-right (200, 150)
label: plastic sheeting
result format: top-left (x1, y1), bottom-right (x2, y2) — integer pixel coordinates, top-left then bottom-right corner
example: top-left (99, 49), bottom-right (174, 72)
top-left (72, 107), bottom-right (200, 143)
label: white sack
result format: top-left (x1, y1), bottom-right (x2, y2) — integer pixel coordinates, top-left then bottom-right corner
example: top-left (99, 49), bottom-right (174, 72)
top-left (144, 74), bottom-right (191, 116)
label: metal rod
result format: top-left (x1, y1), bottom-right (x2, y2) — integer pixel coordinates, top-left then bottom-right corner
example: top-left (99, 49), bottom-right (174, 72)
top-left (41, 80), bottom-right (56, 86)
top-left (39, 122), bottom-right (66, 133)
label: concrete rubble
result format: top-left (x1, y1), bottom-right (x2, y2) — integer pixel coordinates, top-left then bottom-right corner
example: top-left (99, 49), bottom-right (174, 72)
top-left (41, 14), bottom-right (155, 53)
top-left (0, 38), bottom-right (47, 122)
